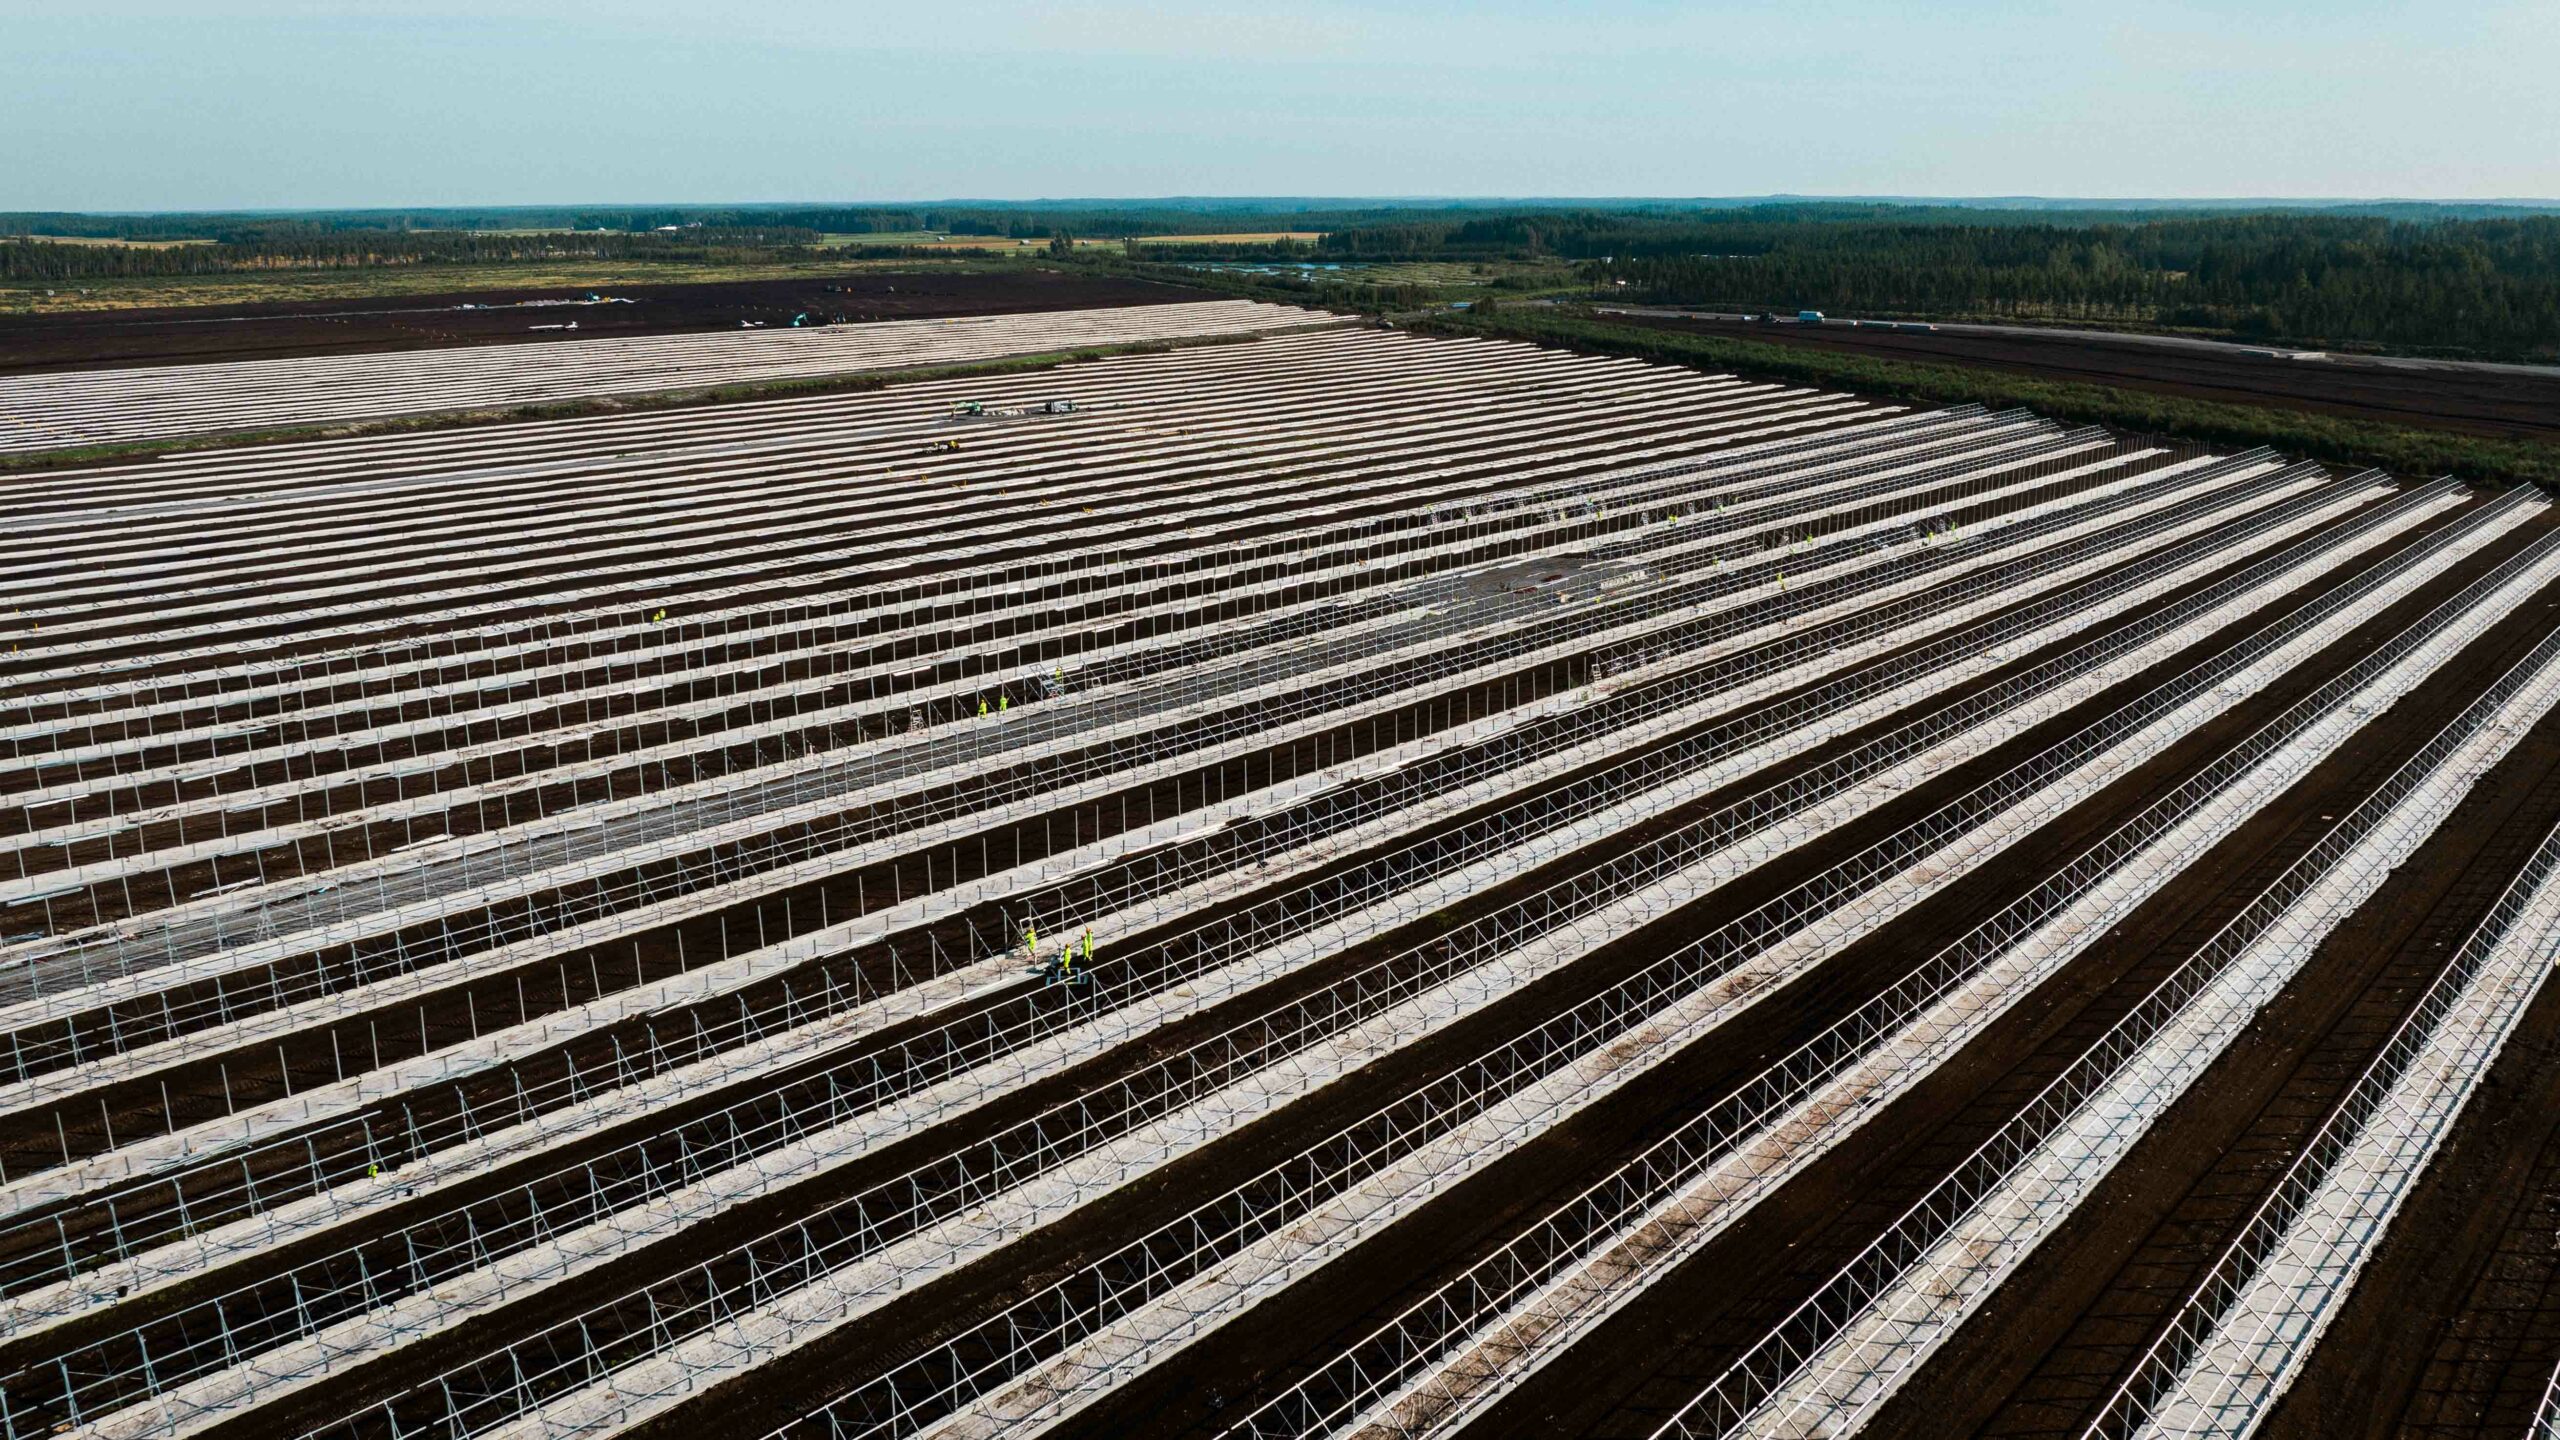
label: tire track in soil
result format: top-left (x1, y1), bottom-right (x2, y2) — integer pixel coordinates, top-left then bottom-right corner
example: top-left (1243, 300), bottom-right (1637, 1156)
top-left (2253, 824), bottom-right (2560, 1436)
top-left (1857, 688), bottom-right (2560, 1439)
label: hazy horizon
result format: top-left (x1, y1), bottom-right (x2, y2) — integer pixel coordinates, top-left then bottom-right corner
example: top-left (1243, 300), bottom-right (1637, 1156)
top-left (13, 194), bottom-right (2560, 221)
top-left (13, 2), bottom-right (2558, 213)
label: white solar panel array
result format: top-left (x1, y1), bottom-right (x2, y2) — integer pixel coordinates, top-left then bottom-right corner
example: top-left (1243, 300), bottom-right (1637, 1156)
top-left (0, 320), bottom-right (2554, 1440)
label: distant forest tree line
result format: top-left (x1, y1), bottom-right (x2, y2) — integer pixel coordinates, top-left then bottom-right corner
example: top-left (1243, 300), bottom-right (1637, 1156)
top-left (1310, 210), bottom-right (2549, 356)
top-left (1605, 216), bottom-right (2560, 358)
top-left (9, 201), bottom-right (2559, 358)
top-left (0, 224), bottom-right (830, 282)
top-left (1310, 209), bottom-right (2560, 358)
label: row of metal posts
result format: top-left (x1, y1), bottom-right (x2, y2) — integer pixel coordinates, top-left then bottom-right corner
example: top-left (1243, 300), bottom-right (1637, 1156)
top-left (1226, 482), bottom-right (2514, 1440)
top-left (752, 458), bottom-right (2416, 1434)
top-left (6, 401), bottom-right (2017, 896)
top-left (0, 427), bottom-right (2324, 1424)
top-left (8, 423), bottom-right (2080, 1027)
top-left (2086, 800), bottom-right (2560, 1438)
top-left (0, 435), bottom-right (2324, 1276)
top-left (314, 459), bottom-right (2391, 1440)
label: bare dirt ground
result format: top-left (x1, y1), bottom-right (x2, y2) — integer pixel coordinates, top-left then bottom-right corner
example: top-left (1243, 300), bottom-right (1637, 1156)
top-left (1597, 311), bottom-right (2560, 445)
top-left (2256, 895), bottom-right (2560, 1439)
top-left (1862, 701), bottom-right (2560, 1440)
top-left (0, 269), bottom-right (1215, 375)
top-left (1447, 510), bottom-right (2560, 1440)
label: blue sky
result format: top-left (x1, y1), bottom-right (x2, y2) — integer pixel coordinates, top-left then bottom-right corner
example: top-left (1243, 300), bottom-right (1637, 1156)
top-left (7, 1), bottom-right (2555, 211)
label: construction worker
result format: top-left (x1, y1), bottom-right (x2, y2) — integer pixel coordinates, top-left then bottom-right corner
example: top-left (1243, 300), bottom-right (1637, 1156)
top-left (977, 698), bottom-right (989, 718)
top-left (1082, 928), bottom-right (1095, 965)
top-left (999, 694), bottom-right (1010, 713)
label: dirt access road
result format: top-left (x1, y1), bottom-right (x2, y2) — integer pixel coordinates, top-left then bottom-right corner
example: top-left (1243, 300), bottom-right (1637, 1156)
top-left (1593, 307), bottom-right (2560, 446)
top-left (0, 269), bottom-right (1215, 375)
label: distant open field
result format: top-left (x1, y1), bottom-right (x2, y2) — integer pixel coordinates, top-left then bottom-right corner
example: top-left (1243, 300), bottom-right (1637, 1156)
top-left (1164, 257), bottom-right (1592, 301)
top-left (0, 267), bottom-right (1220, 373)
top-left (825, 232), bottom-right (1327, 251)
top-left (818, 233), bottom-right (1054, 252)
top-left (1132, 231), bottom-right (1325, 244)
top-left (1360, 259), bottom-right (1576, 287)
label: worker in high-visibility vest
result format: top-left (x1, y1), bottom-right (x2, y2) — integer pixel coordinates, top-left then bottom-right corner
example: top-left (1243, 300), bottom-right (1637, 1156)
top-left (1082, 928), bottom-right (1095, 965)
top-left (977, 698), bottom-right (989, 717)
top-left (999, 695), bottom-right (1010, 713)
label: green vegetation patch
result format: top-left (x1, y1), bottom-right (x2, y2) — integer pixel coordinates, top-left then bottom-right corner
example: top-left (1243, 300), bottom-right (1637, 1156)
top-left (1068, 254), bottom-right (1582, 315)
